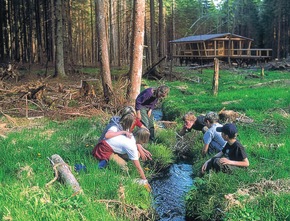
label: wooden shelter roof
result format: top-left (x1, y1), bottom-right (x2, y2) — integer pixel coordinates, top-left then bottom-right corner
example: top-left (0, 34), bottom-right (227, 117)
top-left (169, 33), bottom-right (254, 43)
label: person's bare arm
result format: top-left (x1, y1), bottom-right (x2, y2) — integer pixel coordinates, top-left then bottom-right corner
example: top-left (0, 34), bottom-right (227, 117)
top-left (202, 143), bottom-right (210, 156)
top-left (219, 157), bottom-right (249, 167)
top-left (132, 159), bottom-right (146, 180)
top-left (136, 110), bottom-right (141, 120)
top-left (132, 160), bottom-right (152, 191)
top-left (105, 130), bottom-right (132, 139)
top-left (147, 109), bottom-right (152, 117)
top-left (137, 144), bottom-right (152, 161)
top-left (178, 126), bottom-right (187, 136)
top-left (201, 151), bottom-right (223, 173)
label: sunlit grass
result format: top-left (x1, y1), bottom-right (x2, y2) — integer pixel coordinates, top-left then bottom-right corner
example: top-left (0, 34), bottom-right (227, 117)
top-left (0, 116), bottom-right (154, 220)
top-left (1, 66), bottom-right (289, 220)
top-left (163, 67), bottom-right (290, 220)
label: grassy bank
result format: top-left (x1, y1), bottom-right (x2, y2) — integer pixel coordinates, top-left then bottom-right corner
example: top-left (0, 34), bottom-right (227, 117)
top-left (0, 115), bottom-right (175, 220)
top-left (161, 67), bottom-right (290, 220)
top-left (1, 66), bottom-right (289, 220)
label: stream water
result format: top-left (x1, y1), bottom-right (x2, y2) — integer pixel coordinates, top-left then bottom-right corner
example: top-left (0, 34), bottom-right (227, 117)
top-left (151, 109), bottom-right (194, 221)
top-left (151, 163), bottom-right (194, 221)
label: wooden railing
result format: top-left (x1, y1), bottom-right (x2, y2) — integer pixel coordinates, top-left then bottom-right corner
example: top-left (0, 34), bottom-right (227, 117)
top-left (174, 48), bottom-right (272, 58)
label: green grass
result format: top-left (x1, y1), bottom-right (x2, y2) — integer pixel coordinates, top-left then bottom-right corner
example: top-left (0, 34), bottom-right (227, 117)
top-left (1, 66), bottom-right (289, 220)
top-left (0, 117), bottom-right (161, 220)
top-left (162, 67), bottom-right (290, 220)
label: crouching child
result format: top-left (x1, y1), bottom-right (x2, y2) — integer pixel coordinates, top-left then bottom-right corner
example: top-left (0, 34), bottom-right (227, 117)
top-left (201, 123), bottom-right (249, 174)
top-left (92, 126), bottom-right (151, 189)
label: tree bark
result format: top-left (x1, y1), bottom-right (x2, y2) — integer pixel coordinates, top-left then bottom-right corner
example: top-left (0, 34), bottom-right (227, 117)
top-left (127, 0), bottom-right (145, 105)
top-left (212, 58), bottom-right (219, 96)
top-left (54, 0), bottom-right (66, 78)
top-left (158, 0), bottom-right (165, 71)
top-left (150, 0), bottom-right (157, 66)
top-left (50, 154), bottom-right (82, 193)
top-left (96, 0), bottom-right (113, 102)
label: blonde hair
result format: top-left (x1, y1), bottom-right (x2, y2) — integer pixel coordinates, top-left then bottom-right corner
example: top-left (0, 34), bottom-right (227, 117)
top-left (182, 112), bottom-right (196, 121)
top-left (134, 128), bottom-right (150, 144)
top-left (119, 114), bottom-right (135, 131)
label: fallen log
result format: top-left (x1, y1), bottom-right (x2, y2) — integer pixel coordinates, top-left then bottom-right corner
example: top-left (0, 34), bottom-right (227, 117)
top-left (218, 107), bottom-right (254, 123)
top-left (47, 154), bottom-right (82, 194)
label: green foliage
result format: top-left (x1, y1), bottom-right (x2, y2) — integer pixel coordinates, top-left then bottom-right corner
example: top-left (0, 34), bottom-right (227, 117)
top-left (145, 143), bottom-right (175, 173)
top-left (160, 67), bottom-right (290, 220)
top-left (0, 117), bottom-right (152, 220)
top-left (155, 127), bottom-right (176, 147)
top-left (1, 67), bottom-right (289, 220)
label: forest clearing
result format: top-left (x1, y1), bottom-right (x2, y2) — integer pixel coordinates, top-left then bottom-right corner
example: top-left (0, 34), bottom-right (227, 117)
top-left (1, 0), bottom-right (290, 220)
top-left (1, 64), bottom-right (290, 220)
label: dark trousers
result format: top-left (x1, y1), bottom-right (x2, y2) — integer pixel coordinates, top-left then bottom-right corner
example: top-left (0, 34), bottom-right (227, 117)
top-left (205, 157), bottom-right (237, 174)
top-left (140, 108), bottom-right (155, 141)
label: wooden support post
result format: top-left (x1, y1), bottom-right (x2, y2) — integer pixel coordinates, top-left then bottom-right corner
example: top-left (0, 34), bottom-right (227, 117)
top-left (25, 95), bottom-right (28, 118)
top-left (169, 58), bottom-right (173, 81)
top-left (50, 154), bottom-right (82, 194)
top-left (212, 58), bottom-right (219, 96)
top-left (261, 66), bottom-right (264, 78)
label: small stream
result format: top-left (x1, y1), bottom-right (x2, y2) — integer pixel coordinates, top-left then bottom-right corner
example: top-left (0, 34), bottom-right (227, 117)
top-left (151, 109), bottom-right (194, 221)
top-left (151, 163), bottom-right (194, 221)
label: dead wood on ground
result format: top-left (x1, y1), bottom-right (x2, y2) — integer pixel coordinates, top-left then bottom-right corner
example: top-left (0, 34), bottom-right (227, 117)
top-left (218, 107), bottom-right (254, 123)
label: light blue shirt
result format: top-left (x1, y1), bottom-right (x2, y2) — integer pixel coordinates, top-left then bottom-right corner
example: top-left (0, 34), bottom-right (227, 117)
top-left (203, 123), bottom-right (226, 153)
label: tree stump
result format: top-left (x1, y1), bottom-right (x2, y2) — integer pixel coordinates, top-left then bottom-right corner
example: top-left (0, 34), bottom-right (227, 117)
top-left (0, 63), bottom-right (19, 82)
top-left (50, 154), bottom-right (82, 193)
top-left (79, 79), bottom-right (99, 97)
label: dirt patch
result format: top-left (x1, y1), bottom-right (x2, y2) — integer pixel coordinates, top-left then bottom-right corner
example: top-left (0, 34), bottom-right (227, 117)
top-left (224, 178), bottom-right (290, 210)
top-left (0, 70), bottom-right (125, 123)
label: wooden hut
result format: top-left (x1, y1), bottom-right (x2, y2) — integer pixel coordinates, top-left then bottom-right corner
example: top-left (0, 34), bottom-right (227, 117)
top-left (169, 33), bottom-right (272, 66)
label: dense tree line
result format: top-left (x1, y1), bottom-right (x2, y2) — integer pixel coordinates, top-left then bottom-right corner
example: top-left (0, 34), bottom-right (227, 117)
top-left (0, 0), bottom-right (289, 67)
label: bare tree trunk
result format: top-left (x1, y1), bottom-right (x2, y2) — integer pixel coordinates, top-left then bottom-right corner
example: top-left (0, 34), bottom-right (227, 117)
top-left (212, 58), bottom-right (219, 96)
top-left (35, 0), bottom-right (44, 63)
top-left (54, 0), bottom-right (66, 77)
top-left (158, 0), bottom-right (165, 71)
top-left (109, 0), bottom-right (118, 66)
top-left (96, 0), bottom-right (112, 102)
top-left (150, 0), bottom-right (157, 66)
top-left (171, 0), bottom-right (176, 60)
top-left (127, 0), bottom-right (145, 105)
top-left (117, 0), bottom-right (121, 66)
top-left (66, 0), bottom-right (74, 65)
top-left (50, 0), bottom-right (55, 64)
top-left (94, 1), bottom-right (99, 65)
top-left (81, 9), bottom-right (85, 66)
top-left (277, 4), bottom-right (281, 59)
top-left (0, 0), bottom-right (4, 61)
top-left (121, 0), bottom-right (129, 65)
top-left (90, 0), bottom-right (95, 64)
top-left (13, 0), bottom-right (20, 61)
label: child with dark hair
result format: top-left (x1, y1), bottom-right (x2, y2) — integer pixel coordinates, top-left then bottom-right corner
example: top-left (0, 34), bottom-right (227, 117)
top-left (201, 123), bottom-right (249, 174)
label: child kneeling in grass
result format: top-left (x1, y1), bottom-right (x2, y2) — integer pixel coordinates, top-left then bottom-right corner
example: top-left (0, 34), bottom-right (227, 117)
top-left (92, 122), bottom-right (151, 187)
top-left (201, 123), bottom-right (249, 174)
